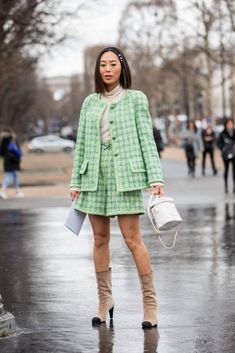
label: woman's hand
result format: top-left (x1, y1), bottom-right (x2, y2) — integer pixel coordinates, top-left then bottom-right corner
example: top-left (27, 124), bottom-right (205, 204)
top-left (150, 185), bottom-right (164, 197)
top-left (70, 190), bottom-right (80, 201)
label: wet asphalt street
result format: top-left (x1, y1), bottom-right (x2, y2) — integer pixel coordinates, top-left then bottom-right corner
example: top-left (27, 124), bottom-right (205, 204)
top-left (0, 160), bottom-right (235, 353)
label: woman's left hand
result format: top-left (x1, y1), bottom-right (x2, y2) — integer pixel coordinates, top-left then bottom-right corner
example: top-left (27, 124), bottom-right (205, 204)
top-left (150, 185), bottom-right (164, 197)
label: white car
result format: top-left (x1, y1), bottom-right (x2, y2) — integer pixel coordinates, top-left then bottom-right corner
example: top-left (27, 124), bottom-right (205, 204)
top-left (28, 135), bottom-right (75, 153)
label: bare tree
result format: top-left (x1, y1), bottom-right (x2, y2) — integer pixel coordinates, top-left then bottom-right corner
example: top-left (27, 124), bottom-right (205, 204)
top-left (35, 79), bottom-right (56, 132)
top-left (191, 1), bottom-right (217, 120)
top-left (69, 75), bottom-right (86, 125)
top-left (190, 0), bottom-right (235, 120)
top-left (0, 54), bottom-right (38, 133)
top-left (0, 0), bottom-right (95, 135)
top-left (83, 44), bottom-right (108, 96)
top-left (223, 0), bottom-right (235, 31)
top-left (118, 0), bottom-right (177, 109)
top-left (0, 0), bottom-right (90, 58)
top-left (118, 1), bottom-right (206, 124)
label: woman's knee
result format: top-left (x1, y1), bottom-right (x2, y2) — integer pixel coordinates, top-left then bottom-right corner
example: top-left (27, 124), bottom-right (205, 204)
top-left (118, 215), bottom-right (143, 251)
top-left (124, 235), bottom-right (142, 252)
top-left (94, 233), bottom-right (110, 249)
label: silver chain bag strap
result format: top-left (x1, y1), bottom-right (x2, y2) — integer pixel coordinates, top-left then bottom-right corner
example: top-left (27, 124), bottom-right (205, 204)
top-left (148, 195), bottom-right (182, 249)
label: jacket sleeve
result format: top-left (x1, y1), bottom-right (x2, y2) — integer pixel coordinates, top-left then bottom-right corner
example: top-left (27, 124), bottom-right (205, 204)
top-left (70, 98), bottom-right (88, 189)
top-left (135, 92), bottom-right (164, 185)
top-left (0, 141), bottom-right (3, 157)
top-left (197, 132), bottom-right (204, 152)
top-left (217, 132), bottom-right (224, 150)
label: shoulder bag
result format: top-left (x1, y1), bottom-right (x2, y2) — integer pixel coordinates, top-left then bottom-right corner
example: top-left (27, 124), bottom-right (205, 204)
top-left (148, 195), bottom-right (182, 249)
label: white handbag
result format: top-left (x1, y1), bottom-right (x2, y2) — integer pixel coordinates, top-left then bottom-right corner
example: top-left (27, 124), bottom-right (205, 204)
top-left (148, 195), bottom-right (182, 249)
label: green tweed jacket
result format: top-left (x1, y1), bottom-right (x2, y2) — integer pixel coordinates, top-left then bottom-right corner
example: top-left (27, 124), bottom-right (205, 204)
top-left (70, 89), bottom-right (163, 192)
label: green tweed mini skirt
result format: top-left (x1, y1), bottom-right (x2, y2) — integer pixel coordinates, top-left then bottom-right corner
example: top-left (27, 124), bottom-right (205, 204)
top-left (75, 141), bottom-right (145, 217)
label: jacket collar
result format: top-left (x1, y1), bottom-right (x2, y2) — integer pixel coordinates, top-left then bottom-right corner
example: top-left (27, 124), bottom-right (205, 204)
top-left (223, 128), bottom-right (235, 139)
top-left (94, 89), bottom-right (131, 106)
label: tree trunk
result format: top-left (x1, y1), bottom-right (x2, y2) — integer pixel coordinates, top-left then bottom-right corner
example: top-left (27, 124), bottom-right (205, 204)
top-left (205, 35), bottom-right (214, 123)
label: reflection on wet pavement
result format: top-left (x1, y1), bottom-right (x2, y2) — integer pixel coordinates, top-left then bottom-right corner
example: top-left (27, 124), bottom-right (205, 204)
top-left (0, 203), bottom-right (235, 353)
top-left (94, 323), bottom-right (115, 353)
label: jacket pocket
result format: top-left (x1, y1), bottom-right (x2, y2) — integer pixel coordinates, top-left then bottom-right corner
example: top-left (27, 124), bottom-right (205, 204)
top-left (129, 159), bottom-right (146, 173)
top-left (79, 159), bottom-right (89, 174)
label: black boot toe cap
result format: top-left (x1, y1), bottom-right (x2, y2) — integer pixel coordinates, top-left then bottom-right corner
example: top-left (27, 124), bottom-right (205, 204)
top-left (92, 317), bottom-right (103, 326)
top-left (142, 321), bottom-right (157, 329)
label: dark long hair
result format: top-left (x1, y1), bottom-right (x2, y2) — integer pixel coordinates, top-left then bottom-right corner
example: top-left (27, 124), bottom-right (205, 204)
top-left (224, 118), bottom-right (234, 130)
top-left (187, 120), bottom-right (198, 133)
top-left (94, 47), bottom-right (132, 93)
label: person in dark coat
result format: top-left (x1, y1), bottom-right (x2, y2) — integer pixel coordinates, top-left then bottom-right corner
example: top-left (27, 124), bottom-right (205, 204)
top-left (201, 124), bottom-right (217, 175)
top-left (152, 127), bottom-right (164, 158)
top-left (0, 129), bottom-right (24, 199)
top-left (217, 118), bottom-right (235, 193)
top-left (181, 120), bottom-right (203, 178)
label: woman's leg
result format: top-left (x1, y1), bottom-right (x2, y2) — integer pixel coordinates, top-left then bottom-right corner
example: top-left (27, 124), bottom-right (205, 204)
top-left (2, 172), bottom-right (14, 189)
top-left (118, 214), bottom-right (157, 328)
top-left (191, 157), bottom-right (196, 177)
top-left (118, 214), bottom-right (151, 275)
top-left (13, 171), bottom-right (19, 189)
top-left (89, 214), bottom-right (111, 272)
top-left (223, 159), bottom-right (229, 192)
top-left (0, 173), bottom-right (12, 199)
top-left (202, 150), bottom-right (206, 174)
top-left (185, 150), bottom-right (191, 174)
top-left (89, 214), bottom-right (114, 325)
top-left (209, 149), bottom-right (217, 174)
top-left (13, 171), bottom-right (24, 197)
top-left (232, 159), bottom-right (235, 193)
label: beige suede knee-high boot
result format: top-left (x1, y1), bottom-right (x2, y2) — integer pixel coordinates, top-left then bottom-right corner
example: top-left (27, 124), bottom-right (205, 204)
top-left (92, 267), bottom-right (114, 326)
top-left (139, 272), bottom-right (158, 329)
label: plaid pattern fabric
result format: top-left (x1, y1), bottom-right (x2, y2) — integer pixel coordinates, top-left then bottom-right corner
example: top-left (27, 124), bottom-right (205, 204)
top-left (75, 141), bottom-right (145, 217)
top-left (70, 90), bottom-right (163, 192)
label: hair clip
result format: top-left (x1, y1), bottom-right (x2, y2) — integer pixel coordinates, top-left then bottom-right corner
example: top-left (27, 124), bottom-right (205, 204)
top-left (118, 53), bottom-right (123, 62)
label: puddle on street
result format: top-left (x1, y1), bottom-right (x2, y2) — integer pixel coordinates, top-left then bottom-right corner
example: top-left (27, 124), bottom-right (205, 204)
top-left (0, 204), bottom-right (234, 353)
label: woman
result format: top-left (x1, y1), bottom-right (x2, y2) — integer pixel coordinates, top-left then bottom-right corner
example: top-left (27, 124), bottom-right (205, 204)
top-left (181, 120), bottom-right (202, 177)
top-left (0, 128), bottom-right (24, 199)
top-left (201, 123), bottom-right (217, 176)
top-left (70, 47), bottom-right (164, 329)
top-left (218, 118), bottom-right (235, 193)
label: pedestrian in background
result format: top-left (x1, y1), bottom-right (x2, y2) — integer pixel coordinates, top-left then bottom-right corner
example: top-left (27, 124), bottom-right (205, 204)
top-left (181, 120), bottom-right (202, 177)
top-left (217, 118), bottom-right (235, 193)
top-left (0, 128), bottom-right (24, 199)
top-left (70, 47), bottom-right (164, 329)
top-left (153, 126), bottom-right (164, 158)
top-left (201, 123), bottom-right (217, 176)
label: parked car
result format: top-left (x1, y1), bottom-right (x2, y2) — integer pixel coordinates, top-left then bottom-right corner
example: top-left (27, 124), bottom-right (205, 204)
top-left (28, 135), bottom-right (75, 153)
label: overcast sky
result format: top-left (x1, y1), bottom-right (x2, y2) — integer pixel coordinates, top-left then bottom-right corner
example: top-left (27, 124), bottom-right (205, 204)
top-left (39, 0), bottom-right (130, 78)
top-left (39, 0), bottom-right (192, 78)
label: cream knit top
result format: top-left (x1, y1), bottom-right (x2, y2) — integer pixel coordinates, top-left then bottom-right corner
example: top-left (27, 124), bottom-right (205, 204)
top-left (100, 84), bottom-right (125, 142)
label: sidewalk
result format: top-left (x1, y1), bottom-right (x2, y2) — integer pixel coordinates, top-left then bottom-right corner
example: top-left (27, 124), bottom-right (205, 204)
top-left (0, 157), bottom-right (234, 352)
top-left (0, 161), bottom-right (234, 353)
top-left (162, 145), bottom-right (224, 169)
top-left (0, 149), bottom-right (72, 199)
top-left (0, 146), bottom-right (225, 200)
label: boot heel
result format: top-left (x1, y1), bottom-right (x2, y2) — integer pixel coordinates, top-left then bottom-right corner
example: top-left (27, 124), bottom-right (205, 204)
top-left (109, 306), bottom-right (114, 320)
